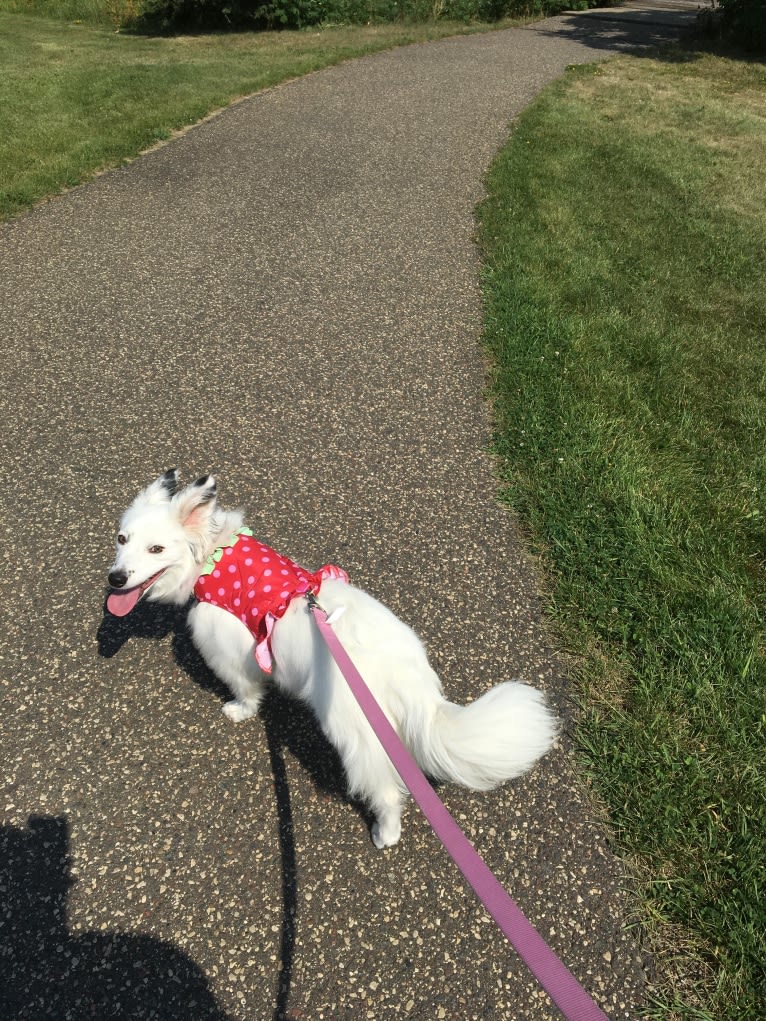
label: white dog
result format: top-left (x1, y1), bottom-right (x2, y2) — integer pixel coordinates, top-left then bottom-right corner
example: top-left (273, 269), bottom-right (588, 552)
top-left (107, 471), bottom-right (557, 848)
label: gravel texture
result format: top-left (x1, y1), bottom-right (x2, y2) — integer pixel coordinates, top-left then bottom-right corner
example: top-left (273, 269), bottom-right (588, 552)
top-left (0, 5), bottom-right (703, 1018)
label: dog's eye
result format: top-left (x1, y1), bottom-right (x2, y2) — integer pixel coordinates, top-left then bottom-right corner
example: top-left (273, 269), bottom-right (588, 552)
top-left (117, 534), bottom-right (127, 545)
top-left (148, 545), bottom-right (165, 555)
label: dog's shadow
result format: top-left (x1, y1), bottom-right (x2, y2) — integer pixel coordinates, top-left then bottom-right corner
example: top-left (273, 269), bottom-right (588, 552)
top-left (97, 601), bottom-right (371, 1021)
top-left (97, 599), bottom-right (365, 806)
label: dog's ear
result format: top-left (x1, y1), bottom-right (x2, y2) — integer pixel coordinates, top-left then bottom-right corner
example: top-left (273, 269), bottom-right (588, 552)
top-left (132, 469), bottom-right (180, 508)
top-left (171, 475), bottom-right (217, 536)
top-left (158, 468), bottom-right (180, 498)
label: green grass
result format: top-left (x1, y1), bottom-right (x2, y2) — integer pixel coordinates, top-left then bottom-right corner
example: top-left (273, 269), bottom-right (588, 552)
top-left (0, 10), bottom-right (510, 222)
top-left (0, 0), bottom-right (131, 27)
top-left (479, 52), bottom-right (766, 1020)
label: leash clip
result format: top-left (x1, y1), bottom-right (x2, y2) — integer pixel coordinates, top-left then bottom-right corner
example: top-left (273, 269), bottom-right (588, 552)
top-left (305, 589), bottom-right (345, 625)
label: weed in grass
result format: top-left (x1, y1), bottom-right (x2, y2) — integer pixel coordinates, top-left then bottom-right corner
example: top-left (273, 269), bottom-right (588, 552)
top-left (480, 54), bottom-right (766, 1020)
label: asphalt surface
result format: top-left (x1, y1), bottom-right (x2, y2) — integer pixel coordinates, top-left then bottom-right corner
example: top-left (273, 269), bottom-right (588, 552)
top-left (0, 4), bottom-right (704, 1018)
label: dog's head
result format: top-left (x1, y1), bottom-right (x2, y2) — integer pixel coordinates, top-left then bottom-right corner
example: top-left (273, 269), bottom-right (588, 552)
top-left (106, 470), bottom-right (220, 615)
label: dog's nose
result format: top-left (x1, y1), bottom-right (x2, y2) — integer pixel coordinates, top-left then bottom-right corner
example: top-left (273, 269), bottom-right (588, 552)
top-left (108, 569), bottom-right (128, 589)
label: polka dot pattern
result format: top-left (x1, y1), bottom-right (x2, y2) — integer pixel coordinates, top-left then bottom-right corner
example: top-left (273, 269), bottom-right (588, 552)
top-left (193, 533), bottom-right (348, 673)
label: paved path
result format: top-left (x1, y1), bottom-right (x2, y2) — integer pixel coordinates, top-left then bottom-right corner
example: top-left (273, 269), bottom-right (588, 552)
top-left (0, 5), bottom-right (702, 1019)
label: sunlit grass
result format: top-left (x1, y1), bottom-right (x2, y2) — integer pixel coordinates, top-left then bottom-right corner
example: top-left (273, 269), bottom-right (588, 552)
top-left (0, 10), bottom-right (507, 221)
top-left (480, 52), bottom-right (766, 1020)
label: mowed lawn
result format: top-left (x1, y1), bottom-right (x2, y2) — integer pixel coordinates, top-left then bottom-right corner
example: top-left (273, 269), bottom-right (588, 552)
top-left (480, 51), bottom-right (765, 1020)
top-left (0, 10), bottom-right (504, 222)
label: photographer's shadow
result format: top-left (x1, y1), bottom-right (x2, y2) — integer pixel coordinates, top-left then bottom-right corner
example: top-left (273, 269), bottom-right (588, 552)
top-left (0, 815), bottom-right (232, 1020)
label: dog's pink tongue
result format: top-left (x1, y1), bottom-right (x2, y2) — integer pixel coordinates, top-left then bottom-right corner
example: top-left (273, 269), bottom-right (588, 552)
top-left (107, 588), bottom-right (141, 617)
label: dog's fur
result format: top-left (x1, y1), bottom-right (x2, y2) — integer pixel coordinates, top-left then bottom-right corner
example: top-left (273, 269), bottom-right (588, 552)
top-left (107, 471), bottom-right (558, 848)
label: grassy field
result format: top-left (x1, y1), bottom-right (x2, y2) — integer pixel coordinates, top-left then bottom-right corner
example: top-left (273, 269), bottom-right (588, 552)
top-left (0, 0), bottom-right (137, 26)
top-left (0, 9), bottom-right (510, 222)
top-left (480, 51), bottom-right (766, 1020)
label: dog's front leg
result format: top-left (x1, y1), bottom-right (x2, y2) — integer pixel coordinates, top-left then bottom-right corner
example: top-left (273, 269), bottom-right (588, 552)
top-left (188, 602), bottom-right (266, 721)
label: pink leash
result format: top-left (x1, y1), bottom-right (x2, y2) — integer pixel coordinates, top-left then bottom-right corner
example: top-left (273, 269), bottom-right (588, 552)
top-left (307, 595), bottom-right (611, 1021)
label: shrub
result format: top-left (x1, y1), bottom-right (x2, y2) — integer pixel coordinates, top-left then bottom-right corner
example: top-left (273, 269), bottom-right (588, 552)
top-left (717, 0), bottom-right (766, 51)
top-left (130, 0), bottom-right (602, 33)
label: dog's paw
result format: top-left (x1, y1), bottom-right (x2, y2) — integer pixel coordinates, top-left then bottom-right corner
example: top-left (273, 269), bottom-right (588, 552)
top-left (222, 699), bottom-right (259, 723)
top-left (371, 819), bottom-right (401, 850)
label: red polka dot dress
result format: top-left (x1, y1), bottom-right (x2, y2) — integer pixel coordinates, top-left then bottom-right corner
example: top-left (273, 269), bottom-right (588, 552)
top-left (193, 528), bottom-right (348, 674)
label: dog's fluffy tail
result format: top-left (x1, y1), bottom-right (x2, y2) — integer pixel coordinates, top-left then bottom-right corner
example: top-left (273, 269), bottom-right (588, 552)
top-left (404, 682), bottom-right (557, 791)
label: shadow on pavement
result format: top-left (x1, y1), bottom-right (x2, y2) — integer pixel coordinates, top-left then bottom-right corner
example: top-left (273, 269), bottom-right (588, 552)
top-left (0, 816), bottom-right (233, 1020)
top-left (96, 603), bottom-right (372, 1020)
top-left (96, 599), bottom-right (363, 809)
top-left (261, 688), bottom-right (375, 1021)
top-left (533, 7), bottom-right (705, 53)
